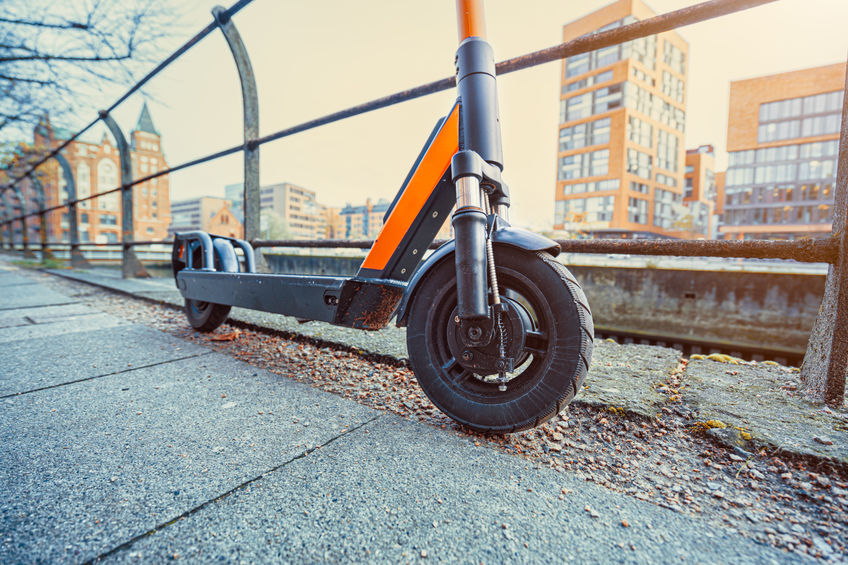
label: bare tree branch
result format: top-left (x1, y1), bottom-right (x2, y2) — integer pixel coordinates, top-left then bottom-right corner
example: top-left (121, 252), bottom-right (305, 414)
top-left (0, 0), bottom-right (181, 156)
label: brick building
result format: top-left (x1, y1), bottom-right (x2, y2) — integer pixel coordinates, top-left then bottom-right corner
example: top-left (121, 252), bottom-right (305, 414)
top-left (554, 0), bottom-right (699, 239)
top-left (22, 103), bottom-right (171, 244)
top-left (683, 145), bottom-right (718, 238)
top-left (720, 63), bottom-right (843, 240)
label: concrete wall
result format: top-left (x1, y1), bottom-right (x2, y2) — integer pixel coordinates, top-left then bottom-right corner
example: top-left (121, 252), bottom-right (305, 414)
top-left (568, 265), bottom-right (824, 353)
top-left (261, 252), bottom-right (825, 354)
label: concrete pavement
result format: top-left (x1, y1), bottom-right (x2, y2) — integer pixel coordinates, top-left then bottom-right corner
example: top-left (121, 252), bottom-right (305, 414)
top-left (0, 259), bottom-right (804, 563)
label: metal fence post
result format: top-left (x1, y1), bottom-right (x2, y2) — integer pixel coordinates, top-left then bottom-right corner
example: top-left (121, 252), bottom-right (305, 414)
top-left (0, 196), bottom-right (7, 249)
top-left (1, 192), bottom-right (12, 249)
top-left (212, 5), bottom-right (267, 271)
top-left (100, 112), bottom-right (149, 278)
top-left (54, 152), bottom-right (91, 269)
top-left (800, 59), bottom-right (848, 407)
top-left (31, 177), bottom-right (53, 260)
top-left (12, 186), bottom-right (36, 258)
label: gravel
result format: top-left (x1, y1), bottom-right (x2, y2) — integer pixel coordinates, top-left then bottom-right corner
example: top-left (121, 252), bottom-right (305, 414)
top-left (25, 267), bottom-right (848, 562)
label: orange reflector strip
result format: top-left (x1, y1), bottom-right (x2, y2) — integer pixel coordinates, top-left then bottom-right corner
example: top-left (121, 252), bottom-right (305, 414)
top-left (360, 106), bottom-right (459, 272)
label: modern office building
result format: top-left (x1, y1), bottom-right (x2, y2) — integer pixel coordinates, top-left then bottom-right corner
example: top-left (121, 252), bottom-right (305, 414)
top-left (720, 63), bottom-right (843, 240)
top-left (554, 0), bottom-right (693, 239)
top-left (168, 196), bottom-right (242, 239)
top-left (15, 103), bottom-right (171, 244)
top-left (224, 181), bottom-right (328, 240)
top-left (338, 198), bottom-right (392, 240)
top-left (683, 145), bottom-right (718, 238)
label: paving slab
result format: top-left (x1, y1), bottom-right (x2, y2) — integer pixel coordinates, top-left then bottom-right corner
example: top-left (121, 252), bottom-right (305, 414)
top-left (0, 281), bottom-right (75, 310)
top-left (0, 324), bottom-right (208, 397)
top-left (683, 358), bottom-right (848, 465)
top-left (0, 353), bottom-right (379, 564)
top-left (0, 311), bottom-right (127, 344)
top-left (0, 272), bottom-right (37, 287)
top-left (106, 415), bottom-right (800, 565)
top-left (576, 340), bottom-right (680, 418)
top-left (0, 302), bottom-right (94, 325)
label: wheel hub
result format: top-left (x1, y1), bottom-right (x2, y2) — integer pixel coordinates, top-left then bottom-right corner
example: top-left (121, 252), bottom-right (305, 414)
top-left (446, 297), bottom-right (532, 377)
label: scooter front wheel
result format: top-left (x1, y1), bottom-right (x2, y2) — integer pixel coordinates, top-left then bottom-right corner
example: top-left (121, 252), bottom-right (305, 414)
top-left (406, 245), bottom-right (594, 434)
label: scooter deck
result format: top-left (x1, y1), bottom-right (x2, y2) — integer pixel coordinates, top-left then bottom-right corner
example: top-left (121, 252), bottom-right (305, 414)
top-left (176, 270), bottom-right (406, 330)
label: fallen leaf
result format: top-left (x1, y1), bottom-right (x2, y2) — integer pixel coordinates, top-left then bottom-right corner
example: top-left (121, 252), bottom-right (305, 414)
top-left (210, 330), bottom-right (241, 341)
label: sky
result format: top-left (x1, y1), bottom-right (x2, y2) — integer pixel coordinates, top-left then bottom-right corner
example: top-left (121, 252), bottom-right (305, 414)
top-left (87, 0), bottom-right (848, 231)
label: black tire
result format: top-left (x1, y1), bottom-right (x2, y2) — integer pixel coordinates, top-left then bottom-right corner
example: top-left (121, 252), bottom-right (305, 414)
top-left (183, 240), bottom-right (236, 332)
top-left (406, 245), bottom-right (594, 434)
top-left (185, 299), bottom-right (231, 332)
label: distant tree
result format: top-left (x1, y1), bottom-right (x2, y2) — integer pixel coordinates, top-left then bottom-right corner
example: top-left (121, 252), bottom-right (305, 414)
top-left (0, 0), bottom-right (178, 157)
top-left (260, 209), bottom-right (292, 240)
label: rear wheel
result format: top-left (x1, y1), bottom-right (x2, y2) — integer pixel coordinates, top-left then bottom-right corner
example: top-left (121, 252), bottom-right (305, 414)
top-left (406, 245), bottom-right (593, 434)
top-left (183, 240), bottom-right (237, 332)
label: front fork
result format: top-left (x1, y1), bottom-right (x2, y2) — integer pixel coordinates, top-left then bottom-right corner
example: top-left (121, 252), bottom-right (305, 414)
top-left (451, 172), bottom-right (514, 389)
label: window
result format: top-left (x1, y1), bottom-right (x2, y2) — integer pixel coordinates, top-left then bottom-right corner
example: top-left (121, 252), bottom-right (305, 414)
top-left (593, 84), bottom-right (623, 114)
top-left (146, 227), bottom-right (154, 234)
top-left (626, 148), bottom-right (652, 179)
top-left (563, 70), bottom-right (613, 94)
top-left (561, 84), bottom-right (623, 122)
top-left (627, 116), bottom-right (652, 148)
top-left (557, 149), bottom-right (609, 180)
top-left (628, 197), bottom-right (648, 224)
top-left (81, 213), bottom-right (89, 224)
top-left (623, 83), bottom-right (685, 132)
top-left (654, 188), bottom-right (682, 228)
top-left (656, 130), bottom-right (679, 172)
top-left (663, 41), bottom-right (685, 75)
top-left (656, 173), bottom-right (677, 187)
top-left (684, 177), bottom-right (694, 198)
top-left (661, 71), bottom-right (685, 103)
top-left (758, 90), bottom-right (843, 142)
top-left (555, 196), bottom-right (614, 225)
top-left (76, 163), bottom-right (91, 209)
top-left (631, 66), bottom-right (654, 86)
top-left (630, 181), bottom-right (649, 194)
top-left (100, 214), bottom-right (117, 225)
top-left (97, 159), bottom-right (119, 211)
top-left (562, 179), bottom-right (619, 195)
top-left (559, 118), bottom-right (610, 151)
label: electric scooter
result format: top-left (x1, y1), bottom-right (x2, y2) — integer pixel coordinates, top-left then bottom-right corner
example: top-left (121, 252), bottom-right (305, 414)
top-left (171, 0), bottom-right (594, 434)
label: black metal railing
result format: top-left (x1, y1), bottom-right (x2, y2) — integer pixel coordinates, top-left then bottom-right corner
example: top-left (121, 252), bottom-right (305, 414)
top-left (0, 0), bottom-right (845, 406)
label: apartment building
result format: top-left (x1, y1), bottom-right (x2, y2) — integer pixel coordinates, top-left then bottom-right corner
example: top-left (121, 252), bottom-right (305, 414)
top-left (554, 0), bottom-right (695, 239)
top-left (720, 63), bottom-right (843, 240)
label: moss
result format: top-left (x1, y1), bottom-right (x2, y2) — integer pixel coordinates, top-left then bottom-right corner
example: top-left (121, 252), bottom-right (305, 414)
top-left (705, 353), bottom-right (742, 364)
top-left (691, 419), bottom-right (728, 433)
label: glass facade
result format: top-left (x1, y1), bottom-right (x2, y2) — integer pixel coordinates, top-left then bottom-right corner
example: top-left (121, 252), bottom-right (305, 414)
top-left (757, 90), bottom-right (842, 143)
top-left (559, 117), bottom-right (611, 151)
top-left (562, 178), bottom-right (619, 196)
top-left (724, 139), bottom-right (837, 228)
top-left (558, 149), bottom-right (610, 180)
top-left (554, 195), bottom-right (615, 226)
